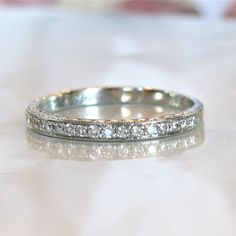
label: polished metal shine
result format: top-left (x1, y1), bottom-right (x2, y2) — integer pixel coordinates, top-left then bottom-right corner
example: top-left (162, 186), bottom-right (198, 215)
top-left (25, 87), bottom-right (203, 141)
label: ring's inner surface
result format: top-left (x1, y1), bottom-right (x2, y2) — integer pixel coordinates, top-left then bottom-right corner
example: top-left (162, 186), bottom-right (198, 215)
top-left (38, 88), bottom-right (194, 119)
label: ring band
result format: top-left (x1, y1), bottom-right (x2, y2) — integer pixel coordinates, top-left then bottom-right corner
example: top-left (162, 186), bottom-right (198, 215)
top-left (25, 87), bottom-right (203, 141)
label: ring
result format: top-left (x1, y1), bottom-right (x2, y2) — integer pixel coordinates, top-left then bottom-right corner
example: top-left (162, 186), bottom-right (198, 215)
top-left (25, 87), bottom-right (203, 141)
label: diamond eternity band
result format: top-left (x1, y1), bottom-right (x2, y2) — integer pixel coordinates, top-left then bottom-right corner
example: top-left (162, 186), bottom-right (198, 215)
top-left (25, 87), bottom-right (203, 141)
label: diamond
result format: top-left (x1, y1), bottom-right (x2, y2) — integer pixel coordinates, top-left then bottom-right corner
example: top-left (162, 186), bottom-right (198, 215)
top-left (117, 125), bottom-right (129, 138)
top-left (187, 116), bottom-right (197, 128)
top-left (56, 123), bottom-right (65, 135)
top-left (159, 122), bottom-right (169, 134)
top-left (45, 121), bottom-right (54, 133)
top-left (131, 125), bottom-right (144, 138)
top-left (103, 126), bottom-right (113, 138)
top-left (38, 119), bottom-right (46, 131)
top-left (170, 120), bottom-right (182, 133)
top-left (147, 124), bottom-right (157, 135)
top-left (88, 125), bottom-right (101, 138)
top-left (65, 123), bottom-right (75, 136)
top-left (180, 118), bottom-right (187, 129)
top-left (30, 117), bottom-right (36, 129)
top-left (26, 113), bottom-right (31, 126)
top-left (75, 125), bottom-right (87, 137)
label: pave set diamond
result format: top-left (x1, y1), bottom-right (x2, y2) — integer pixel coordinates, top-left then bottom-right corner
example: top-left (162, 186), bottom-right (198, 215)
top-left (27, 125), bottom-right (204, 160)
top-left (26, 111), bottom-right (200, 141)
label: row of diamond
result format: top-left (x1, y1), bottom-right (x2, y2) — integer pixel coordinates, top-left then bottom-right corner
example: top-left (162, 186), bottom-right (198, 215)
top-left (27, 125), bottom-right (203, 160)
top-left (26, 111), bottom-right (201, 141)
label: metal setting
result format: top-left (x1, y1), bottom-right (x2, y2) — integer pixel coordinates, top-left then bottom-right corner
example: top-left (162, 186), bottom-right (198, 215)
top-left (25, 87), bottom-right (203, 142)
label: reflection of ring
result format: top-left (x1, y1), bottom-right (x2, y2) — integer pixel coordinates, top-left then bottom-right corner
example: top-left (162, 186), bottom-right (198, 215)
top-left (26, 125), bottom-right (204, 161)
top-left (25, 87), bottom-right (203, 141)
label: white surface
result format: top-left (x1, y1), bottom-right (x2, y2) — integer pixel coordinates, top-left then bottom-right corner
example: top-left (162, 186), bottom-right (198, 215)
top-left (0, 8), bottom-right (236, 236)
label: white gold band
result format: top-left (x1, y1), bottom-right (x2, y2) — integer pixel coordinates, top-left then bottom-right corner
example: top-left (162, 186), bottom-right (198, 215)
top-left (25, 87), bottom-right (203, 141)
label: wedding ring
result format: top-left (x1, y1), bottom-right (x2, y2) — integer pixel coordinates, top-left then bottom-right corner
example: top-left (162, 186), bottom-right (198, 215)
top-left (25, 87), bottom-right (203, 141)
